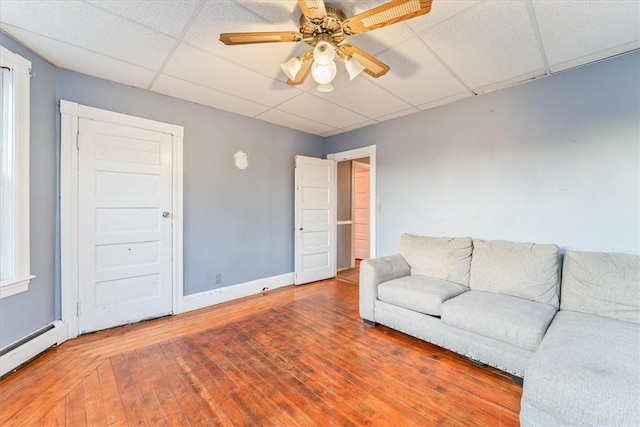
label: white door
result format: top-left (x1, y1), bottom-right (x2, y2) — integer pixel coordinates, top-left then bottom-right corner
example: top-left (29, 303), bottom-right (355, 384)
top-left (294, 155), bottom-right (336, 285)
top-left (77, 118), bottom-right (173, 333)
top-left (353, 162), bottom-right (370, 260)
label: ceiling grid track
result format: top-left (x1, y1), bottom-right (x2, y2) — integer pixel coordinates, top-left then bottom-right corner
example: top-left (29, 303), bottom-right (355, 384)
top-left (146, 0), bottom-right (207, 90)
top-left (525, 0), bottom-right (552, 76)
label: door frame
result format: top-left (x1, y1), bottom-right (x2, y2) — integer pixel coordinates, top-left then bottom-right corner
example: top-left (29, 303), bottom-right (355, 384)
top-left (352, 160), bottom-right (370, 264)
top-left (60, 100), bottom-right (184, 339)
top-left (327, 145), bottom-right (376, 260)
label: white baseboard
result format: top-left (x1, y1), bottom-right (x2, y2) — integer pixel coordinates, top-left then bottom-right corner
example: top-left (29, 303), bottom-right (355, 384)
top-left (182, 273), bottom-right (294, 313)
top-left (0, 320), bottom-right (68, 377)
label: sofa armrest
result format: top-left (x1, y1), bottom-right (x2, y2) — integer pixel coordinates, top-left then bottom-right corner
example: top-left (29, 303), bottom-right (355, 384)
top-left (359, 254), bottom-right (410, 322)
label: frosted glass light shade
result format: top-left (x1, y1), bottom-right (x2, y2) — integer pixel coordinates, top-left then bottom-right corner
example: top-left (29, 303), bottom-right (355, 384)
top-left (313, 41), bottom-right (335, 65)
top-left (316, 83), bottom-right (334, 92)
top-left (311, 61), bottom-right (337, 85)
top-left (345, 57), bottom-right (365, 80)
top-left (280, 56), bottom-right (302, 80)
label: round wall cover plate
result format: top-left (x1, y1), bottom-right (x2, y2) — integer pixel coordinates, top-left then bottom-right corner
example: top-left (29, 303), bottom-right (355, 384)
top-left (234, 150), bottom-right (248, 170)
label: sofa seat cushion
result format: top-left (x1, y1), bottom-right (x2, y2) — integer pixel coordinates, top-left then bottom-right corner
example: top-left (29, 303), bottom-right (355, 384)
top-left (522, 310), bottom-right (640, 426)
top-left (440, 291), bottom-right (557, 351)
top-left (378, 276), bottom-right (467, 316)
top-left (469, 239), bottom-right (560, 308)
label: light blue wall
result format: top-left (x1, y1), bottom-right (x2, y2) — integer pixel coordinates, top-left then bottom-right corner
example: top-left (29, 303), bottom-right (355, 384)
top-left (0, 33), bottom-right (58, 348)
top-left (326, 52), bottom-right (640, 257)
top-left (1, 32), bottom-right (323, 349)
top-left (56, 70), bottom-right (324, 296)
top-left (2, 30), bottom-right (638, 349)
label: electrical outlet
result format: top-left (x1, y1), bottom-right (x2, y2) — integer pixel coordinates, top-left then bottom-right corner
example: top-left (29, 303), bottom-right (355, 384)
top-left (215, 273), bottom-right (222, 284)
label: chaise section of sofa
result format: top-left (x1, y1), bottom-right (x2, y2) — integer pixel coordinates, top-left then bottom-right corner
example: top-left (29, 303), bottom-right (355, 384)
top-left (520, 250), bottom-right (640, 426)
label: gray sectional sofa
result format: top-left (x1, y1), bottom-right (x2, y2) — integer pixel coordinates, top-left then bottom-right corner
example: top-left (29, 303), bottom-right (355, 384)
top-left (359, 234), bottom-right (640, 426)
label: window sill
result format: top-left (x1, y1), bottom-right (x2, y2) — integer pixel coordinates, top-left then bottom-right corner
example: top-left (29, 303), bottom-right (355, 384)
top-left (0, 275), bottom-right (36, 299)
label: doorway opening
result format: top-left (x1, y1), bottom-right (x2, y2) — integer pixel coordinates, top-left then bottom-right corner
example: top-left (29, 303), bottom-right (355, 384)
top-left (336, 156), bottom-right (370, 274)
top-left (327, 145), bottom-right (376, 284)
top-left (335, 159), bottom-right (372, 284)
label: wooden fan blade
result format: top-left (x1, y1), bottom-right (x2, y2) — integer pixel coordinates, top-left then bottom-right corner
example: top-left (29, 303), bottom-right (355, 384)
top-left (342, 0), bottom-right (433, 35)
top-left (220, 31), bottom-right (303, 45)
top-left (297, 0), bottom-right (327, 23)
top-left (339, 44), bottom-right (390, 78)
top-left (287, 51), bottom-right (314, 85)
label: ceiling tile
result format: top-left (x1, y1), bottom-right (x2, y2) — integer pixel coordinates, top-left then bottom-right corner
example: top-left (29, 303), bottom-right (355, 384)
top-left (532, 0), bottom-right (640, 72)
top-left (1, 0), bottom-right (637, 137)
top-left (184, 1), bottom-right (294, 56)
top-left (152, 75), bottom-right (270, 117)
top-left (338, 1), bottom-right (388, 17)
top-left (376, 107), bottom-right (420, 122)
top-left (406, 0), bottom-right (481, 34)
top-left (163, 43), bottom-right (301, 107)
top-left (345, 23), bottom-right (417, 56)
top-left (422, 0), bottom-right (546, 90)
top-left (417, 91), bottom-right (472, 111)
top-left (0, 25), bottom-right (155, 89)
top-left (375, 37), bottom-right (470, 106)
top-left (276, 93), bottom-right (370, 129)
top-left (343, 120), bottom-right (377, 132)
top-left (312, 72), bottom-right (412, 119)
top-left (257, 109), bottom-right (336, 136)
top-left (0, 0), bottom-right (175, 69)
top-left (234, 0), bottom-right (300, 25)
top-left (210, 42), bottom-right (305, 82)
top-left (183, 0), bottom-right (304, 81)
top-left (86, 0), bottom-right (201, 38)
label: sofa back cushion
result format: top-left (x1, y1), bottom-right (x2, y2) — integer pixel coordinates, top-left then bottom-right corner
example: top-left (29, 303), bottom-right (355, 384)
top-left (398, 234), bottom-right (473, 287)
top-left (561, 250), bottom-right (640, 324)
top-left (469, 240), bottom-right (560, 308)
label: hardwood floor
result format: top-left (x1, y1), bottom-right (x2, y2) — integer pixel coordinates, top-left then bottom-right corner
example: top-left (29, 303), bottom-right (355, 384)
top-left (0, 279), bottom-right (522, 426)
top-left (336, 266), bottom-right (359, 283)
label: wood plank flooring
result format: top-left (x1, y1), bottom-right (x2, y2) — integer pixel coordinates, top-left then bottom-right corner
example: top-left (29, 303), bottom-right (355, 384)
top-left (0, 278), bottom-right (522, 426)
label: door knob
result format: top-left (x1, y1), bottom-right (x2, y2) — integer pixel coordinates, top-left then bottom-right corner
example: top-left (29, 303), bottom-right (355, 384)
top-left (162, 211), bottom-right (171, 218)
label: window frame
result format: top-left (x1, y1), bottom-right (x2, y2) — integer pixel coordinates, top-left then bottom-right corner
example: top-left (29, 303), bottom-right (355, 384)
top-left (0, 45), bottom-right (34, 299)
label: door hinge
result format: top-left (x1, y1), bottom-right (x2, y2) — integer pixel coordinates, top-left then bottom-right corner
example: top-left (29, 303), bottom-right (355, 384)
top-left (76, 133), bottom-right (80, 150)
top-left (76, 302), bottom-right (81, 316)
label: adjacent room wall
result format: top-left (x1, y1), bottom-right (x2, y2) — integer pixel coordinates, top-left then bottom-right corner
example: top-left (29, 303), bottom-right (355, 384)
top-left (0, 33), bottom-right (58, 348)
top-left (326, 52), bottom-right (640, 257)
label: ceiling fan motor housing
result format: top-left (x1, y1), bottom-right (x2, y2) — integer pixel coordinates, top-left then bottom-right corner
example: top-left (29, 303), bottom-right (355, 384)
top-left (299, 4), bottom-right (347, 46)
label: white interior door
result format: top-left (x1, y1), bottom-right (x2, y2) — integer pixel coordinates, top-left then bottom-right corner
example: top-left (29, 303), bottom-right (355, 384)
top-left (294, 155), bottom-right (336, 285)
top-left (353, 162), bottom-right (370, 260)
top-left (78, 117), bottom-right (173, 333)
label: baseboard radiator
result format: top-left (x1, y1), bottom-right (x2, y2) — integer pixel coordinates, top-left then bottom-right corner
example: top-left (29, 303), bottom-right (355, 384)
top-left (0, 320), bottom-right (67, 377)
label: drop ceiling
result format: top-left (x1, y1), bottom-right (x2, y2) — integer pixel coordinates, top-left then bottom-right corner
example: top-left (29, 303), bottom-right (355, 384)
top-left (1, 1), bottom-right (638, 136)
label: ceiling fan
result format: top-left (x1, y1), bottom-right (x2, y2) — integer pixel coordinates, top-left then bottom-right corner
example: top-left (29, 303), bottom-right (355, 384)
top-left (220, 0), bottom-right (433, 92)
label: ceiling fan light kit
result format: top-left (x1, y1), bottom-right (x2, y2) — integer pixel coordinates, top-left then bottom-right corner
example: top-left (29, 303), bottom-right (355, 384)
top-left (220, 0), bottom-right (433, 92)
top-left (316, 83), bottom-right (335, 93)
top-left (313, 41), bottom-right (336, 65)
top-left (345, 57), bottom-right (365, 81)
top-left (281, 56), bottom-right (303, 81)
top-left (311, 60), bottom-right (337, 85)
